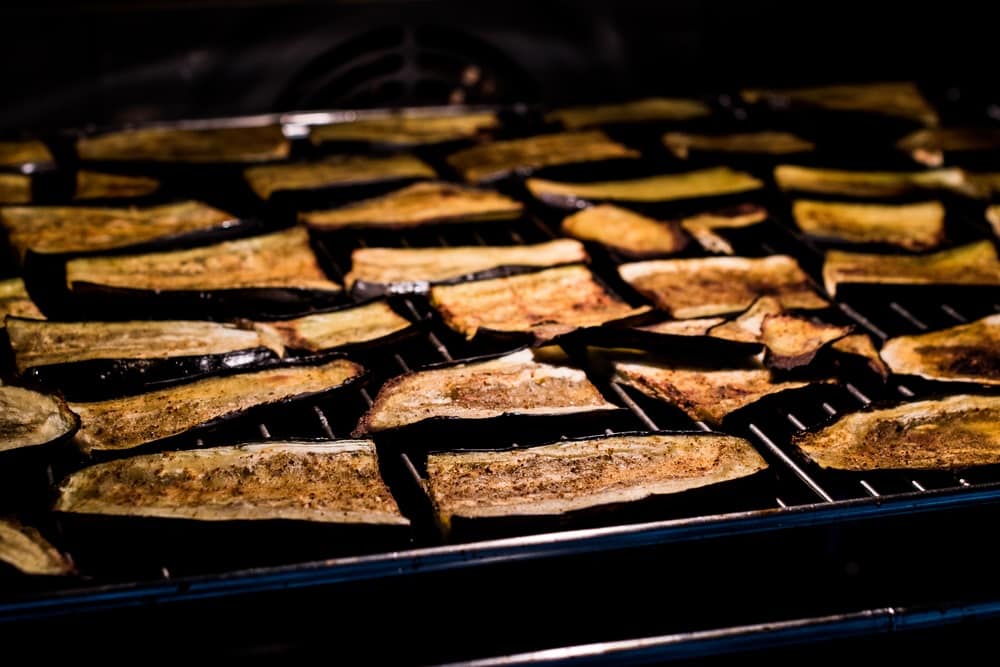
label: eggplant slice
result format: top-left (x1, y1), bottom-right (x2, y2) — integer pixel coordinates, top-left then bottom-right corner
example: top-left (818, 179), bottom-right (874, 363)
top-left (741, 82), bottom-right (939, 126)
top-left (0, 519), bottom-right (74, 576)
top-left (0, 385), bottom-right (79, 455)
top-left (830, 334), bottom-right (890, 381)
top-left (64, 226), bottom-right (341, 294)
top-left (0, 200), bottom-right (240, 260)
top-left (678, 204), bottom-right (770, 255)
top-left (354, 348), bottom-right (618, 435)
top-left (426, 432), bottom-right (766, 529)
top-left (310, 111), bottom-right (498, 147)
top-left (613, 357), bottom-right (818, 425)
top-left (988, 205), bottom-right (1000, 239)
top-left (256, 300), bottom-right (414, 354)
top-left (545, 98), bottom-right (711, 129)
top-left (663, 131), bottom-right (815, 159)
top-left (70, 358), bottom-right (364, 453)
top-left (0, 278), bottom-right (43, 325)
top-left (56, 440), bottom-right (408, 525)
top-left (446, 131), bottom-right (639, 184)
top-left (879, 314), bottom-right (1000, 385)
top-left (619, 255), bottom-right (827, 319)
top-left (791, 394), bottom-right (1000, 471)
top-left (527, 167), bottom-right (764, 208)
top-left (706, 296), bottom-right (784, 344)
top-left (244, 154), bottom-right (436, 200)
top-left (759, 313), bottom-right (852, 371)
top-left (896, 127), bottom-right (1000, 167)
top-left (560, 205), bottom-right (688, 257)
top-left (791, 199), bottom-right (946, 251)
top-left (345, 239), bottom-right (588, 292)
top-left (0, 173), bottom-right (31, 204)
top-left (0, 140), bottom-right (53, 168)
top-left (822, 240), bottom-right (1000, 296)
top-left (773, 165), bottom-right (968, 198)
top-left (77, 124), bottom-right (290, 163)
top-left (429, 264), bottom-right (650, 342)
top-left (300, 181), bottom-right (523, 231)
top-left (74, 171), bottom-right (160, 201)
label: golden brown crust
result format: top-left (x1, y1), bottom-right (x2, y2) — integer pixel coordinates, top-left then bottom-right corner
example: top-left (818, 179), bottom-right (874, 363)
top-left (879, 314), bottom-right (1000, 385)
top-left (560, 205), bottom-right (688, 256)
top-left (300, 182), bottom-right (523, 230)
top-left (259, 301), bottom-right (413, 353)
top-left (0, 173), bottom-right (31, 204)
top-left (822, 240), bottom-right (1000, 296)
top-left (427, 434), bottom-right (766, 525)
top-left (77, 125), bottom-right (290, 163)
top-left (528, 167), bottom-right (763, 205)
top-left (65, 226), bottom-right (341, 293)
top-left (0, 278), bottom-right (43, 325)
top-left (244, 154), bottom-right (435, 199)
top-left (792, 200), bottom-right (945, 250)
top-left (74, 171), bottom-right (160, 201)
top-left (0, 386), bottom-right (78, 454)
top-left (55, 440), bottom-right (408, 525)
top-left (70, 358), bottom-right (363, 453)
top-left (0, 200), bottom-right (237, 259)
top-left (663, 131), bottom-right (814, 159)
top-left (345, 239), bottom-right (587, 288)
top-left (446, 131), bottom-right (639, 183)
top-left (545, 98), bottom-right (711, 129)
top-left (741, 82), bottom-right (939, 126)
top-left (310, 112), bottom-right (498, 146)
top-left (678, 204), bottom-right (769, 255)
top-left (792, 395), bottom-right (1000, 471)
top-left (0, 520), bottom-right (74, 575)
top-left (355, 349), bottom-right (617, 434)
top-left (774, 165), bottom-right (966, 198)
top-left (429, 264), bottom-right (650, 341)
top-left (0, 140), bottom-right (53, 167)
top-left (613, 359), bottom-right (814, 424)
top-left (620, 255), bottom-right (827, 319)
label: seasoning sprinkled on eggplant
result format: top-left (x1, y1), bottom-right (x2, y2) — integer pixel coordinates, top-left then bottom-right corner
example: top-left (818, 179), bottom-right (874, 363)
top-left (561, 205), bottom-right (688, 257)
top-left (77, 125), bottom-right (290, 163)
top-left (880, 314), bottom-right (1000, 385)
top-left (792, 199), bottom-right (945, 250)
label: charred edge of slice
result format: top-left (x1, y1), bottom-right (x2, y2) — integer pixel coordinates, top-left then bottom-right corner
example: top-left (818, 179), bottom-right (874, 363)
top-left (878, 314), bottom-right (1000, 386)
top-left (759, 313), bottom-right (854, 371)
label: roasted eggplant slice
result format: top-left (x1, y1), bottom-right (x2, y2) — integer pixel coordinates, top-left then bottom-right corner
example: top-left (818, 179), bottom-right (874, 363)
top-left (791, 394), bottom-right (1000, 471)
top-left (988, 205), bottom-right (1000, 238)
top-left (74, 170), bottom-right (160, 201)
top-left (354, 349), bottom-right (618, 435)
top-left (560, 205), bottom-right (688, 257)
top-left (0, 519), bottom-right (74, 576)
top-left (0, 278), bottom-right (43, 325)
top-left (430, 264), bottom-right (650, 342)
top-left (310, 112), bottom-right (498, 147)
top-left (0, 385), bottom-right (79, 455)
top-left (258, 300), bottom-right (414, 354)
top-left (55, 440), bottom-right (407, 525)
top-left (822, 240), bottom-right (1000, 296)
top-left (830, 334), bottom-right (890, 381)
top-left (244, 154), bottom-right (436, 200)
top-left (759, 313), bottom-right (852, 370)
top-left (545, 98), bottom-right (711, 129)
top-left (0, 140), bottom-right (53, 168)
top-left (964, 172), bottom-right (1000, 199)
top-left (791, 199), bottom-right (945, 250)
top-left (896, 127), bottom-right (1000, 167)
top-left (1, 200), bottom-right (240, 260)
top-left (774, 165), bottom-right (967, 198)
top-left (613, 357), bottom-right (817, 425)
top-left (69, 358), bottom-right (364, 453)
top-left (636, 317), bottom-right (726, 337)
top-left (446, 131), bottom-right (639, 184)
top-left (300, 181), bottom-right (523, 230)
top-left (346, 239), bottom-right (587, 292)
top-left (741, 82), bottom-right (939, 126)
top-left (706, 296), bottom-right (784, 344)
top-left (527, 167), bottom-right (764, 208)
top-left (678, 204), bottom-right (769, 255)
top-left (0, 173), bottom-right (31, 204)
top-left (426, 432), bottom-right (766, 530)
top-left (663, 131), bottom-right (814, 159)
top-left (77, 125), bottom-right (290, 163)
top-left (64, 226), bottom-right (340, 294)
top-left (879, 314), bottom-right (1000, 385)
top-left (619, 255), bottom-right (827, 319)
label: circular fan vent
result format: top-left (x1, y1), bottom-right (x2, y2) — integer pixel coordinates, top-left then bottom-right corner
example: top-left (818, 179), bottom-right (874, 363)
top-left (277, 26), bottom-right (537, 111)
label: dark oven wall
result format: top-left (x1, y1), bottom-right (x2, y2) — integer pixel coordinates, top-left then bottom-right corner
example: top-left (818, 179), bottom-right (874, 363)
top-left (0, 0), bottom-right (996, 131)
